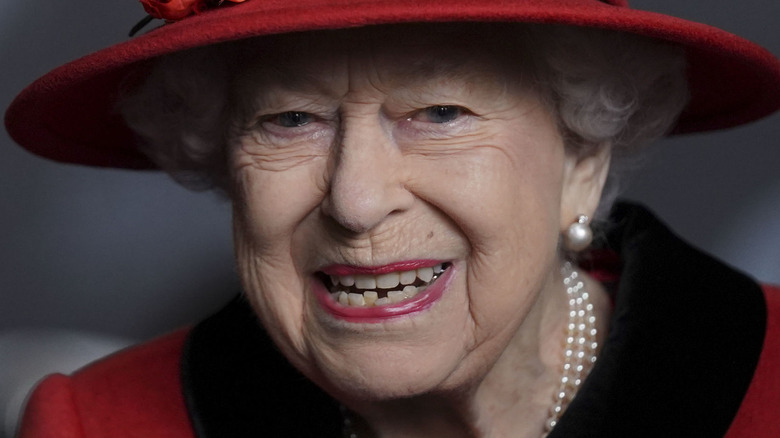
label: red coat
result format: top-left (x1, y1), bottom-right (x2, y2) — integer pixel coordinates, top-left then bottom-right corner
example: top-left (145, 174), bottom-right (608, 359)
top-left (15, 286), bottom-right (780, 438)
top-left (15, 205), bottom-right (780, 438)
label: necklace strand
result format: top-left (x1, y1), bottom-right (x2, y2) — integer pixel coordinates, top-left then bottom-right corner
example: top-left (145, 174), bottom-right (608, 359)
top-left (542, 261), bottom-right (598, 436)
top-left (342, 261), bottom-right (598, 438)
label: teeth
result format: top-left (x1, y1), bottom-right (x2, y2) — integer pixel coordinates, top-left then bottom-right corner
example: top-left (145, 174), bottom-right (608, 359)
top-left (417, 267), bottom-right (434, 282)
top-left (399, 270), bottom-right (417, 285)
top-left (364, 291), bottom-right (378, 306)
top-left (340, 275), bottom-right (355, 287)
top-left (376, 272), bottom-right (400, 289)
top-left (348, 293), bottom-right (366, 306)
top-left (327, 264), bottom-right (447, 308)
top-left (387, 291), bottom-right (405, 303)
top-left (354, 275), bottom-right (376, 289)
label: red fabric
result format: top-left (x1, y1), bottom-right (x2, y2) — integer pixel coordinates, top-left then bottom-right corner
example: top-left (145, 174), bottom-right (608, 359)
top-left (5, 0), bottom-right (780, 169)
top-left (17, 329), bottom-right (194, 438)
top-left (581, 249), bottom-right (622, 285)
top-left (17, 375), bottom-right (85, 438)
top-left (725, 284), bottom-right (780, 438)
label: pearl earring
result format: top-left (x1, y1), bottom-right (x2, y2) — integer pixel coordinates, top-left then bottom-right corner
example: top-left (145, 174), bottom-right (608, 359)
top-left (565, 215), bottom-right (593, 252)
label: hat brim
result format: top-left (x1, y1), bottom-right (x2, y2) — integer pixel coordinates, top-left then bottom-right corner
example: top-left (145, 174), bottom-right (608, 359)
top-left (5, 0), bottom-right (780, 169)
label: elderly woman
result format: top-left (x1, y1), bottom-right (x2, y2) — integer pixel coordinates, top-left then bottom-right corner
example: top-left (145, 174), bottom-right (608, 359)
top-left (6, 0), bottom-right (780, 437)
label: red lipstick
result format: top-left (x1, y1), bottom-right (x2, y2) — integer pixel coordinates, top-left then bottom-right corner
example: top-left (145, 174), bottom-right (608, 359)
top-left (313, 262), bottom-right (453, 323)
top-left (320, 259), bottom-right (442, 276)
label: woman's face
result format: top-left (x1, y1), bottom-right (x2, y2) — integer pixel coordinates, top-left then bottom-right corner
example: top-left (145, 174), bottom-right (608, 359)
top-left (230, 26), bottom-right (606, 401)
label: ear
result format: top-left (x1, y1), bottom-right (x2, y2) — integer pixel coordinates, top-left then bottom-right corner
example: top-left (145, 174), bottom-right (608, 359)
top-left (559, 142), bottom-right (612, 231)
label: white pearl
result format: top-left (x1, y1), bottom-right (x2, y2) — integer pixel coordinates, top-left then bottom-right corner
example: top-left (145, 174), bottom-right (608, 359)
top-left (565, 221), bottom-right (593, 251)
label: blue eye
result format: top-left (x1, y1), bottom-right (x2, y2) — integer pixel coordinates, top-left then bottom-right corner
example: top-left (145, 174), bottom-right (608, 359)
top-left (421, 105), bottom-right (464, 124)
top-left (274, 111), bottom-right (315, 127)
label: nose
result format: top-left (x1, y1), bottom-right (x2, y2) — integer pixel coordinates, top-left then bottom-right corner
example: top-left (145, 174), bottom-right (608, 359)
top-left (322, 118), bottom-right (414, 234)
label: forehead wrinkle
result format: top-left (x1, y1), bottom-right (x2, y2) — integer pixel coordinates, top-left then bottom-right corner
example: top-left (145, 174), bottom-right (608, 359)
top-left (377, 46), bottom-right (524, 105)
top-left (234, 61), bottom-right (347, 123)
top-left (390, 56), bottom-right (477, 86)
top-left (371, 28), bottom-right (525, 88)
top-left (355, 29), bottom-right (498, 98)
top-left (339, 39), bottom-right (392, 103)
top-left (243, 30), bottom-right (350, 94)
top-left (254, 63), bottom-right (345, 99)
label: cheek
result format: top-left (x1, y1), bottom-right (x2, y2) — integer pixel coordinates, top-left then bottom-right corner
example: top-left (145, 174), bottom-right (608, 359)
top-left (409, 138), bottom-right (565, 254)
top-left (407, 133), bottom-right (566, 336)
top-left (231, 152), bottom-right (328, 245)
top-left (230, 154), bottom-right (328, 363)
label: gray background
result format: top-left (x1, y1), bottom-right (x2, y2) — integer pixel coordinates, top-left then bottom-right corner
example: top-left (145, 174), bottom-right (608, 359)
top-left (1, 0), bottom-right (778, 400)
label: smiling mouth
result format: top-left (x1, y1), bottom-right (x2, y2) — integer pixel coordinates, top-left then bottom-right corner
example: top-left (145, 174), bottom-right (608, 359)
top-left (319, 263), bottom-right (450, 308)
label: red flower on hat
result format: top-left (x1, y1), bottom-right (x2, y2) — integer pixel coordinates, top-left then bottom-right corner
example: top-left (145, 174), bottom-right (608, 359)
top-left (140, 0), bottom-right (245, 22)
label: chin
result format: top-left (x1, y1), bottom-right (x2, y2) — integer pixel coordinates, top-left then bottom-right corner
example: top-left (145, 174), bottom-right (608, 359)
top-left (313, 343), bottom-right (469, 402)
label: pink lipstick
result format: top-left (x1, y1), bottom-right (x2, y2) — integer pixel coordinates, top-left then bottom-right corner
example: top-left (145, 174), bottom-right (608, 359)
top-left (313, 261), bottom-right (453, 322)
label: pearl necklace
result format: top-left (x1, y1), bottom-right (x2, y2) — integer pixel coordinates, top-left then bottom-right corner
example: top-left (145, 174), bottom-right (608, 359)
top-left (342, 261), bottom-right (598, 438)
top-left (542, 261), bottom-right (599, 436)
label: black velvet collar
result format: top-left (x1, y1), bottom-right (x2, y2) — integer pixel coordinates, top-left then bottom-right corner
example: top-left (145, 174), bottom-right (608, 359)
top-left (549, 203), bottom-right (766, 437)
top-left (182, 203), bottom-right (766, 437)
top-left (181, 295), bottom-right (343, 437)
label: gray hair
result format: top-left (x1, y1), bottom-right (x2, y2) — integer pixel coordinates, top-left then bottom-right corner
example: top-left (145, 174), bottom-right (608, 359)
top-left (119, 24), bottom-right (688, 216)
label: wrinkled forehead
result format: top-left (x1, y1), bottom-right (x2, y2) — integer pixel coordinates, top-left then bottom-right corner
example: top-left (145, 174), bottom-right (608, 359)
top-left (232, 23), bottom-right (534, 95)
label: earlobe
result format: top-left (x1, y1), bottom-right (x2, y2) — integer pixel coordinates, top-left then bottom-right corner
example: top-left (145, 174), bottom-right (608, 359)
top-left (559, 142), bottom-right (612, 231)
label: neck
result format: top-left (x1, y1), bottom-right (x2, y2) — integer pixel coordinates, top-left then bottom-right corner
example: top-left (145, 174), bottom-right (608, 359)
top-left (343, 265), bottom-right (609, 438)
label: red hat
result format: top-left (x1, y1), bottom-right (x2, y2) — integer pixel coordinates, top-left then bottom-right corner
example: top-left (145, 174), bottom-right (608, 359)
top-left (5, 0), bottom-right (780, 169)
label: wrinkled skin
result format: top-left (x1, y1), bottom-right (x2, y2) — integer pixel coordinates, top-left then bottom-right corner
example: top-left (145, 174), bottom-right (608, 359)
top-left (229, 25), bottom-right (611, 438)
